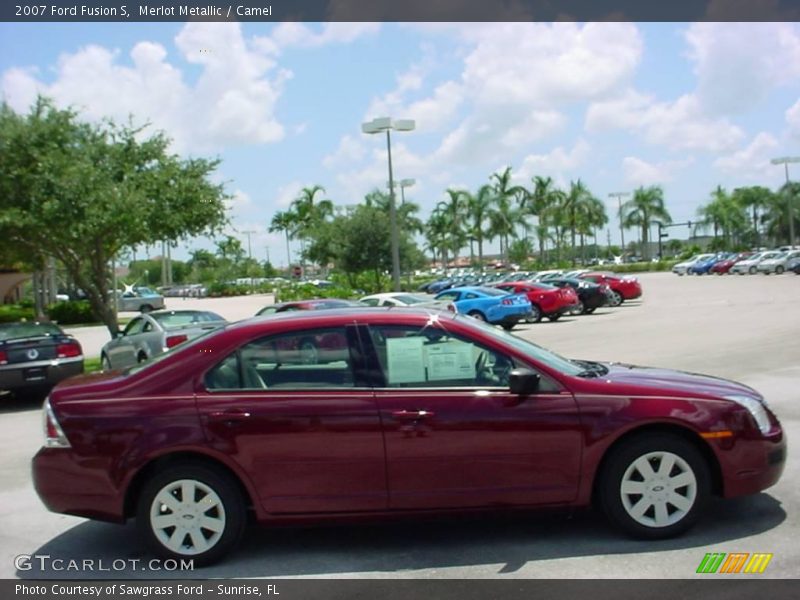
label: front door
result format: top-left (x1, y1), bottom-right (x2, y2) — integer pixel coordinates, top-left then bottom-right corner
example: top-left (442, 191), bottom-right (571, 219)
top-left (361, 323), bottom-right (582, 510)
top-left (196, 325), bottom-right (387, 514)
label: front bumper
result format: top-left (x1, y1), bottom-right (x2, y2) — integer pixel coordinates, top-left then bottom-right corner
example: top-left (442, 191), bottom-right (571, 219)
top-left (714, 429), bottom-right (787, 498)
top-left (0, 358), bottom-right (83, 393)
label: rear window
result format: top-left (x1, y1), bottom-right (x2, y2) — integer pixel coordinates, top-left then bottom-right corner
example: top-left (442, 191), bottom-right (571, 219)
top-left (0, 322), bottom-right (63, 341)
top-left (476, 287), bottom-right (507, 297)
top-left (152, 311), bottom-right (225, 329)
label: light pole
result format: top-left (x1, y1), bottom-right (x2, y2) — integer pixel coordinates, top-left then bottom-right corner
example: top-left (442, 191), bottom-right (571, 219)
top-left (363, 117), bottom-right (415, 291)
top-left (397, 178), bottom-right (415, 204)
top-left (609, 192), bottom-right (630, 256)
top-left (770, 156), bottom-right (800, 247)
top-left (242, 230), bottom-right (256, 289)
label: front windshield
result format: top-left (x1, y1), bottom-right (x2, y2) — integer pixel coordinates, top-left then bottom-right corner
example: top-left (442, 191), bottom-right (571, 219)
top-left (153, 311), bottom-right (225, 328)
top-left (459, 316), bottom-right (584, 376)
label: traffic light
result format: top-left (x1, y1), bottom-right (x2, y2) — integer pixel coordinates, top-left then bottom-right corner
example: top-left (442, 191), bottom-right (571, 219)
top-left (660, 231), bottom-right (669, 238)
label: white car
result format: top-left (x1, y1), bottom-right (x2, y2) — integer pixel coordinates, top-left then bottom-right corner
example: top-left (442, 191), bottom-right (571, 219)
top-left (757, 250), bottom-right (800, 275)
top-left (672, 254), bottom-right (714, 276)
top-left (359, 292), bottom-right (442, 308)
top-left (730, 251), bottom-right (782, 275)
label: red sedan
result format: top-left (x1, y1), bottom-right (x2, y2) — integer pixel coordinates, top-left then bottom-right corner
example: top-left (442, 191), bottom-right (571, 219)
top-left (493, 281), bottom-right (580, 322)
top-left (34, 309), bottom-right (785, 565)
top-left (709, 252), bottom-right (754, 275)
top-left (578, 272), bottom-right (642, 306)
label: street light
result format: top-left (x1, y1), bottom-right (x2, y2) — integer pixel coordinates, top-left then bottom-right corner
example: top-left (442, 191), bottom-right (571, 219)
top-left (770, 156), bottom-right (800, 247)
top-left (609, 192), bottom-right (630, 256)
top-left (394, 178), bottom-right (416, 204)
top-left (242, 230), bottom-right (256, 289)
top-left (362, 117), bottom-right (415, 291)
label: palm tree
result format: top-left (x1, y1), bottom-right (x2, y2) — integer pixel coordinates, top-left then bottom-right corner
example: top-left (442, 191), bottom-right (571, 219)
top-left (622, 186), bottom-right (672, 261)
top-left (461, 184), bottom-right (494, 266)
top-left (269, 210), bottom-right (295, 267)
top-left (526, 176), bottom-right (560, 266)
top-left (697, 186), bottom-right (748, 250)
top-left (732, 186), bottom-right (773, 248)
top-left (490, 167), bottom-right (527, 263)
top-left (425, 208), bottom-right (451, 267)
top-left (563, 180), bottom-right (593, 265)
top-left (763, 182), bottom-right (800, 245)
top-left (576, 195), bottom-right (608, 262)
top-left (436, 188), bottom-right (468, 264)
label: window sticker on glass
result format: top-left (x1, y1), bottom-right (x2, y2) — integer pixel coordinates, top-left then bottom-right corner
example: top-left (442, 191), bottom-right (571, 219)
top-left (426, 340), bottom-right (475, 381)
top-left (386, 336), bottom-right (426, 384)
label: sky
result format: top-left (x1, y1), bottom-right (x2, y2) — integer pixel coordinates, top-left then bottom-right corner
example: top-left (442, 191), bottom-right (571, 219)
top-left (2, 21), bottom-right (800, 265)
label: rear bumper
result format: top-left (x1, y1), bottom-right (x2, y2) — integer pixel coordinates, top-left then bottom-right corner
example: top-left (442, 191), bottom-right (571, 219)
top-left (32, 447), bottom-right (125, 523)
top-left (0, 359), bottom-right (83, 393)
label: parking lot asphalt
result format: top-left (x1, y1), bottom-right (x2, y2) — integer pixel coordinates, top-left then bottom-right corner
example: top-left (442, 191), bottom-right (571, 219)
top-left (1, 272), bottom-right (798, 579)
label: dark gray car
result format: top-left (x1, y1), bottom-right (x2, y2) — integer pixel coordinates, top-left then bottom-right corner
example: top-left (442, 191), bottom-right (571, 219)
top-left (100, 310), bottom-right (227, 370)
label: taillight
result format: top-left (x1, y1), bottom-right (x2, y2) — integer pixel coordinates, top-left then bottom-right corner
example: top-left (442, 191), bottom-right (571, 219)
top-left (56, 342), bottom-right (82, 358)
top-left (0, 350), bottom-right (7, 365)
top-left (447, 303), bottom-right (456, 313)
top-left (42, 399), bottom-right (71, 449)
top-left (165, 334), bottom-right (188, 349)
top-left (502, 299), bottom-right (512, 305)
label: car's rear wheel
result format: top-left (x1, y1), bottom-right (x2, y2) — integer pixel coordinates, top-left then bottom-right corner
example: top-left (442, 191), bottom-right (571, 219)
top-left (584, 307), bottom-right (596, 314)
top-left (501, 323), bottom-right (515, 331)
top-left (572, 301), bottom-right (584, 315)
top-left (749, 266), bottom-right (757, 274)
top-left (140, 304), bottom-right (153, 313)
top-left (599, 434), bottom-right (709, 539)
top-left (547, 313), bottom-right (561, 322)
top-left (137, 463), bottom-right (246, 566)
top-left (611, 291), bottom-right (624, 306)
top-left (468, 310), bottom-right (486, 322)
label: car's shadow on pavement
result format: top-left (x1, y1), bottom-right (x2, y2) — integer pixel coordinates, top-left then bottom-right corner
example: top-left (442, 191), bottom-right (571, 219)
top-left (0, 392), bottom-right (46, 414)
top-left (19, 493), bottom-right (785, 579)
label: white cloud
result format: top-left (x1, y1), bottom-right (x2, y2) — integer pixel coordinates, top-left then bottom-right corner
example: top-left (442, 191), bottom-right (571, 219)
top-left (713, 132), bottom-right (781, 181)
top-left (1, 23), bottom-right (289, 153)
top-left (587, 91), bottom-right (745, 152)
top-left (787, 99), bottom-right (800, 138)
top-left (622, 156), bottom-right (693, 187)
top-left (517, 139), bottom-right (592, 182)
top-left (274, 181), bottom-right (306, 208)
top-left (270, 23), bottom-right (380, 49)
top-left (685, 23), bottom-right (800, 114)
top-left (323, 135), bottom-right (367, 169)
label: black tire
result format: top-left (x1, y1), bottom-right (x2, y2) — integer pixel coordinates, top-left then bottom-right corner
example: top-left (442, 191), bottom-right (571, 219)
top-left (584, 307), bottom-right (596, 314)
top-left (137, 462), bottom-right (246, 566)
top-left (137, 352), bottom-right (148, 364)
top-left (598, 434), bottom-right (710, 540)
top-left (140, 304), bottom-right (153, 313)
top-left (101, 353), bottom-right (112, 371)
top-left (547, 313), bottom-right (561, 322)
top-left (612, 291), bottom-right (624, 306)
top-left (526, 304), bottom-right (542, 323)
top-left (573, 301), bottom-right (585, 315)
top-left (749, 266), bottom-right (757, 275)
top-left (501, 323), bottom-right (515, 331)
top-left (776, 266), bottom-right (784, 274)
top-left (468, 310), bottom-right (486, 322)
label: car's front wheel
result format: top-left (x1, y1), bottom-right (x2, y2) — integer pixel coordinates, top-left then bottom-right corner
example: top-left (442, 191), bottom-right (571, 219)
top-left (599, 434), bottom-right (709, 539)
top-left (776, 266), bottom-right (785, 274)
top-left (137, 463), bottom-right (246, 566)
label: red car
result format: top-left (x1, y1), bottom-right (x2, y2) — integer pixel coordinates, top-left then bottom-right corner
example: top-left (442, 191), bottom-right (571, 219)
top-left (493, 281), bottom-right (580, 322)
top-left (709, 252), bottom-right (754, 275)
top-left (34, 309), bottom-right (785, 565)
top-left (579, 272), bottom-right (642, 306)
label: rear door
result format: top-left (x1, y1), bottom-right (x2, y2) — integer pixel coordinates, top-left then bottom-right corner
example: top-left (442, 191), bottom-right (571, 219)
top-left (195, 325), bottom-right (387, 514)
top-left (361, 323), bottom-right (583, 510)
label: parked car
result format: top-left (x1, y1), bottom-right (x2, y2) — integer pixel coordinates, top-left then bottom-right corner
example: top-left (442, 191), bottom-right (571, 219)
top-left (757, 250), bottom-right (800, 275)
top-left (578, 272), bottom-right (642, 306)
top-left (434, 286), bottom-right (531, 329)
top-left (33, 308), bottom-right (786, 565)
top-left (101, 310), bottom-right (227, 370)
top-left (492, 281), bottom-right (580, 322)
top-left (115, 287), bottom-right (166, 312)
top-left (709, 252), bottom-right (753, 275)
top-left (0, 322), bottom-right (83, 397)
top-left (545, 278), bottom-right (608, 315)
top-left (359, 293), bottom-right (441, 308)
top-left (687, 253), bottom-right (734, 275)
top-left (730, 251), bottom-right (782, 275)
top-left (672, 254), bottom-right (715, 276)
top-left (255, 299), bottom-right (360, 316)
top-left (788, 256), bottom-right (800, 274)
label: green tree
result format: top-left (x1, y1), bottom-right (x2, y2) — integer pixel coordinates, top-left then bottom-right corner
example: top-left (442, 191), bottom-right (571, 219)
top-left (0, 98), bottom-right (228, 335)
top-left (461, 184), bottom-right (494, 266)
top-left (269, 211), bottom-right (295, 267)
top-left (622, 186), bottom-right (672, 261)
top-left (489, 167), bottom-right (526, 263)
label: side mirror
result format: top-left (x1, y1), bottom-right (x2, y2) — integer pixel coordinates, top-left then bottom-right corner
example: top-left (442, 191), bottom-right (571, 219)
top-left (509, 368), bottom-right (540, 395)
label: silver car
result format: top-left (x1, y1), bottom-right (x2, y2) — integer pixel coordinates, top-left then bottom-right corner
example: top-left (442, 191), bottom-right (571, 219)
top-left (757, 250), bottom-right (800, 274)
top-left (101, 310), bottom-right (226, 370)
top-left (115, 287), bottom-right (166, 312)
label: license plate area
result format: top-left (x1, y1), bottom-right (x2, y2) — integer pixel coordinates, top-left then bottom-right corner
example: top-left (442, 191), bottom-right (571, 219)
top-left (23, 367), bottom-right (47, 382)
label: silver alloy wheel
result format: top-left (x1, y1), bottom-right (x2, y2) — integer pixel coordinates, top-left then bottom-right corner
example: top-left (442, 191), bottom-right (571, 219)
top-left (612, 291), bottom-right (623, 306)
top-left (150, 479), bottom-right (226, 556)
top-left (619, 451), bottom-right (697, 528)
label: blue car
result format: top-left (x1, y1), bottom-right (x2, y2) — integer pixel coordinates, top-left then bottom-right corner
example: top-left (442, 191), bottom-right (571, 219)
top-left (434, 286), bottom-right (531, 330)
top-left (688, 252), bottom-right (733, 275)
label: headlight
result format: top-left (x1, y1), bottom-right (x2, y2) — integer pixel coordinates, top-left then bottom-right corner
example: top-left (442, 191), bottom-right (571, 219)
top-left (726, 394), bottom-right (771, 434)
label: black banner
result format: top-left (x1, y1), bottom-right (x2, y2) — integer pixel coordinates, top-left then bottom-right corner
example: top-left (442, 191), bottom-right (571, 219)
top-left (2, 0), bottom-right (800, 22)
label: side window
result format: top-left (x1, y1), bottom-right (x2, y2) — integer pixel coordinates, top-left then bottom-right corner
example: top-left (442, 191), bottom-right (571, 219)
top-left (465, 292), bottom-right (479, 299)
top-left (380, 299), bottom-right (395, 307)
top-left (123, 318), bottom-right (146, 336)
top-left (366, 325), bottom-right (514, 388)
top-left (205, 327), bottom-right (356, 392)
top-left (142, 320), bottom-right (154, 333)
top-left (437, 291), bottom-right (459, 302)
top-left (361, 298), bottom-right (379, 307)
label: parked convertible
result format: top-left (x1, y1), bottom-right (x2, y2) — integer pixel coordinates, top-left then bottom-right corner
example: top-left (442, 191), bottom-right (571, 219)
top-left (34, 308), bottom-right (786, 565)
top-left (101, 310), bottom-right (227, 370)
top-left (434, 286), bottom-right (531, 329)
